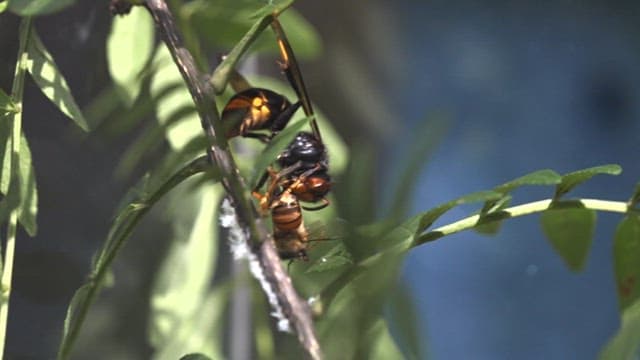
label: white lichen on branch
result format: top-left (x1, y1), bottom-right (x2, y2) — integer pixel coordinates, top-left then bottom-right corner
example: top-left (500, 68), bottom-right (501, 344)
top-left (220, 198), bottom-right (291, 332)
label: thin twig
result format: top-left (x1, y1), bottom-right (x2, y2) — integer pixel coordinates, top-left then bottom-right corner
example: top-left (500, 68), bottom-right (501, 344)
top-left (142, 1), bottom-right (321, 358)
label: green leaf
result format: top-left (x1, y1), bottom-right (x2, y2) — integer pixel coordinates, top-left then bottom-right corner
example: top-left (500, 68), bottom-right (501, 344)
top-left (350, 191), bottom-right (503, 263)
top-left (0, 88), bottom-right (18, 114)
top-left (149, 185), bottom-right (224, 358)
top-left (8, 0), bottom-right (75, 15)
top-left (474, 195), bottom-right (511, 235)
top-left (482, 169), bottom-right (562, 213)
top-left (419, 190), bottom-right (504, 233)
top-left (249, 116), bottom-right (310, 188)
top-left (179, 354), bottom-right (214, 360)
top-left (415, 190), bottom-right (505, 246)
top-left (0, 1), bottom-right (7, 13)
top-left (150, 46), bottom-right (200, 150)
top-left (599, 298), bottom-right (640, 360)
top-left (107, 6), bottom-right (155, 106)
top-left (305, 242), bottom-right (353, 273)
top-left (0, 139), bottom-right (35, 232)
top-left (17, 134), bottom-right (38, 236)
top-left (0, 172), bottom-right (21, 226)
top-left (494, 169), bottom-right (562, 193)
top-left (152, 284), bottom-right (229, 360)
top-left (628, 183), bottom-right (640, 210)
top-left (367, 319), bottom-right (405, 360)
top-left (540, 208), bottom-right (595, 272)
top-left (26, 30), bottom-right (88, 131)
top-left (57, 156), bottom-right (215, 359)
top-left (211, 12), bottom-right (274, 92)
top-left (494, 169), bottom-right (562, 194)
top-left (613, 214), bottom-right (640, 311)
top-left (387, 283), bottom-right (425, 360)
top-left (0, 115), bottom-right (11, 195)
top-left (387, 112), bottom-right (447, 219)
top-left (250, 0), bottom-right (295, 19)
top-left (555, 164), bottom-right (622, 198)
top-left (186, 1), bottom-right (321, 60)
top-left (58, 283), bottom-right (92, 359)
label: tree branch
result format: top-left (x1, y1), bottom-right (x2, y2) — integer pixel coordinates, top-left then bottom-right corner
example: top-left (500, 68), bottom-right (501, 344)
top-left (142, 1), bottom-right (321, 358)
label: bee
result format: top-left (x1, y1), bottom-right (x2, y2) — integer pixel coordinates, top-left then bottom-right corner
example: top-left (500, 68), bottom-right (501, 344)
top-left (270, 190), bottom-right (310, 261)
top-left (255, 158), bottom-right (331, 260)
top-left (221, 88), bottom-right (302, 143)
top-left (269, 189), bottom-right (340, 261)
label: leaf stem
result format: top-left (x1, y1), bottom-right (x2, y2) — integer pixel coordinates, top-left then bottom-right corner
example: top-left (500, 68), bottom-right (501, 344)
top-left (0, 16), bottom-right (32, 359)
top-left (320, 198), bottom-right (630, 311)
top-left (416, 198), bottom-right (629, 245)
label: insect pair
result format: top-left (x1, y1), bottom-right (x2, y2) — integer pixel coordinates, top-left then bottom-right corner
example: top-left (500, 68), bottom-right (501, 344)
top-left (221, 19), bottom-right (332, 261)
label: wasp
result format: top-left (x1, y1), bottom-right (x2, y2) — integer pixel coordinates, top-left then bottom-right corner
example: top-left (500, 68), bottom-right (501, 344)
top-left (249, 19), bottom-right (332, 211)
top-left (254, 131), bottom-right (331, 211)
top-left (221, 88), bottom-right (301, 143)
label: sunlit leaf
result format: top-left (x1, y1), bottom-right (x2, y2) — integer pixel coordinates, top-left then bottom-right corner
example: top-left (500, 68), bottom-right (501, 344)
top-left (249, 116), bottom-right (310, 188)
top-left (26, 30), bottom-right (88, 131)
top-left (0, 88), bottom-right (18, 114)
top-left (0, 172), bottom-right (21, 226)
top-left (0, 116), bottom-right (11, 195)
top-left (599, 298), bottom-right (640, 360)
top-left (58, 156), bottom-right (216, 359)
top-left (153, 285), bottom-right (229, 359)
top-left (555, 164), bottom-right (622, 198)
top-left (107, 6), bottom-right (155, 106)
top-left (541, 208), bottom-right (595, 272)
top-left (367, 318), bottom-right (405, 360)
top-left (0, 133), bottom-right (31, 229)
top-left (148, 186), bottom-right (224, 352)
top-left (613, 214), bottom-right (640, 311)
top-left (17, 134), bottom-right (38, 236)
top-left (8, 0), bottom-right (75, 15)
top-left (150, 46), bottom-right (200, 150)
top-left (0, 1), bottom-right (7, 13)
top-left (179, 354), bottom-right (214, 360)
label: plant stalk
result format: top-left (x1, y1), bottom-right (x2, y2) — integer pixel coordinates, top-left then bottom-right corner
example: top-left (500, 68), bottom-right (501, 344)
top-left (0, 16), bottom-right (32, 359)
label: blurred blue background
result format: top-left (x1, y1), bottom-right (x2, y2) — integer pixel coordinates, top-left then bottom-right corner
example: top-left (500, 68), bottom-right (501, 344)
top-left (391, 2), bottom-right (640, 359)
